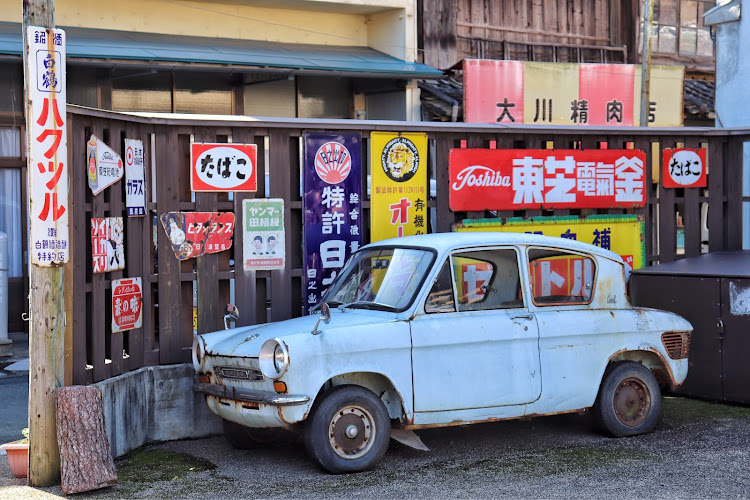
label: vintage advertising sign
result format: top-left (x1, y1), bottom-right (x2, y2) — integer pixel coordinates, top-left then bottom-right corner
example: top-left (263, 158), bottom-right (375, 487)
top-left (464, 59), bottom-right (684, 126)
top-left (662, 148), bottom-right (707, 189)
top-left (303, 132), bottom-right (363, 312)
top-left (27, 26), bottom-right (69, 266)
top-left (87, 134), bottom-right (123, 196)
top-left (370, 132), bottom-right (428, 242)
top-left (159, 212), bottom-right (235, 260)
top-left (124, 138), bottom-right (147, 216)
top-left (454, 215), bottom-right (645, 270)
top-left (111, 277), bottom-right (143, 333)
top-left (449, 148), bottom-right (647, 211)
top-left (243, 198), bottom-right (285, 271)
top-left (91, 217), bottom-right (125, 273)
top-left (191, 143), bottom-right (257, 192)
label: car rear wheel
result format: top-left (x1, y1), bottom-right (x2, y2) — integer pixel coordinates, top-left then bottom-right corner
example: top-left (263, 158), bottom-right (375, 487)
top-left (222, 419), bottom-right (296, 449)
top-left (304, 385), bottom-right (390, 473)
top-left (593, 361), bottom-right (661, 437)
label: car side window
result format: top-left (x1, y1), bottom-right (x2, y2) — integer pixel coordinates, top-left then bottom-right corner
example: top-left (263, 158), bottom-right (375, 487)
top-left (425, 260), bottom-right (456, 313)
top-left (453, 249), bottom-right (523, 312)
top-left (528, 248), bottom-right (595, 305)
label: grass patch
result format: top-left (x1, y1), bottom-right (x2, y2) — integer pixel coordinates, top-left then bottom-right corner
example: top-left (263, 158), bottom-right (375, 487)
top-left (662, 396), bottom-right (750, 423)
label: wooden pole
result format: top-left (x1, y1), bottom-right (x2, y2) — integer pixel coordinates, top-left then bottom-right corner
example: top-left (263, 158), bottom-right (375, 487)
top-left (639, 0), bottom-right (654, 127)
top-left (22, 0), bottom-right (65, 487)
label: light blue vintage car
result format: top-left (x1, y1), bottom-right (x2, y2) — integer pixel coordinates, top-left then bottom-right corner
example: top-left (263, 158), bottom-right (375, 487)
top-left (192, 232), bottom-right (692, 473)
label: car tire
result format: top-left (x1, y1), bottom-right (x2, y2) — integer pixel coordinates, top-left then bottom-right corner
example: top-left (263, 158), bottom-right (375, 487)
top-left (304, 385), bottom-right (390, 474)
top-left (593, 361), bottom-right (661, 437)
top-left (222, 419), bottom-right (296, 449)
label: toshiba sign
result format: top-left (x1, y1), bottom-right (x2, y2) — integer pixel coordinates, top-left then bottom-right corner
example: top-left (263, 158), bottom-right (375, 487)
top-left (449, 148), bottom-right (647, 212)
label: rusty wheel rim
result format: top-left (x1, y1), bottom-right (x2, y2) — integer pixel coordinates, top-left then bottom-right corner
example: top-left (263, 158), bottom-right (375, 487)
top-left (328, 406), bottom-right (375, 460)
top-left (613, 377), bottom-right (651, 427)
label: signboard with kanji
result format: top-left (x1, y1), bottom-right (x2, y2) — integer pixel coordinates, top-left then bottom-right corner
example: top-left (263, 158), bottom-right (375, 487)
top-left (159, 212), bottom-right (235, 260)
top-left (112, 277), bottom-right (143, 333)
top-left (662, 148), bottom-right (707, 189)
top-left (91, 217), bottom-right (125, 273)
top-left (191, 143), bottom-right (257, 192)
top-left (27, 26), bottom-right (69, 266)
top-left (464, 59), bottom-right (684, 126)
top-left (87, 134), bottom-right (123, 196)
top-left (454, 215), bottom-right (645, 270)
top-left (370, 132), bottom-right (428, 242)
top-left (243, 198), bottom-right (285, 271)
top-left (124, 138), bottom-right (147, 216)
top-left (449, 148), bottom-right (647, 211)
top-left (303, 132), bottom-right (363, 313)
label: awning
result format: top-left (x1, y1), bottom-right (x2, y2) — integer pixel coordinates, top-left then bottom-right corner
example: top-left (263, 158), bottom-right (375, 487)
top-left (0, 22), bottom-right (443, 79)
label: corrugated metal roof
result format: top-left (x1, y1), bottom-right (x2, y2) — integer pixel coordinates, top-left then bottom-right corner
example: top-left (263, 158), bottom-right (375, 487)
top-left (0, 22), bottom-right (442, 78)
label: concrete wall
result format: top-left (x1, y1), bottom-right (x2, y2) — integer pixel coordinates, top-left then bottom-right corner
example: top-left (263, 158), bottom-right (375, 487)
top-left (94, 364), bottom-right (222, 459)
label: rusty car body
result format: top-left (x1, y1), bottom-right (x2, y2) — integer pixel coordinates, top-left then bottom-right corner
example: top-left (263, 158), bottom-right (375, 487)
top-left (192, 232), bottom-right (692, 473)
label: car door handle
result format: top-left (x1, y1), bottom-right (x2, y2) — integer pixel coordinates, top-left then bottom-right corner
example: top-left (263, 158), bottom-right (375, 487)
top-left (511, 314), bottom-right (534, 321)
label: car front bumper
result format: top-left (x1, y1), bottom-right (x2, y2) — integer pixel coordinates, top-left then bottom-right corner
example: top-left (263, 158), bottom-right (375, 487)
top-left (193, 383), bottom-right (310, 406)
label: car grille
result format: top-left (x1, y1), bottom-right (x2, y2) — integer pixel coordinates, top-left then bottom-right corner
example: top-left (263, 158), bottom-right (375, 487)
top-left (216, 366), bottom-right (264, 381)
top-left (662, 332), bottom-right (691, 359)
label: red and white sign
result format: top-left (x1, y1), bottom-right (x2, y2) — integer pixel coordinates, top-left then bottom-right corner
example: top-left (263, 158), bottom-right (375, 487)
top-left (159, 211), bottom-right (235, 260)
top-left (449, 149), bottom-right (647, 211)
top-left (27, 26), bottom-right (69, 266)
top-left (662, 148), bottom-right (707, 188)
top-left (91, 217), bottom-right (125, 273)
top-left (112, 277), bottom-right (142, 333)
top-left (191, 143), bottom-right (257, 192)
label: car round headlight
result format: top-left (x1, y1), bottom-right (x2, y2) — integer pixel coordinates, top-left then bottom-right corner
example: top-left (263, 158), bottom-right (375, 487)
top-left (192, 335), bottom-right (206, 372)
top-left (260, 338), bottom-right (289, 379)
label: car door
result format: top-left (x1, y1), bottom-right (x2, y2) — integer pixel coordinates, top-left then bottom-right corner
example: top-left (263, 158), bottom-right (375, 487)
top-left (410, 247), bottom-right (541, 412)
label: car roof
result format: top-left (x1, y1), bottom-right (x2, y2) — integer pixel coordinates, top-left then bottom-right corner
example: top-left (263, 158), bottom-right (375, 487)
top-left (364, 232), bottom-right (624, 264)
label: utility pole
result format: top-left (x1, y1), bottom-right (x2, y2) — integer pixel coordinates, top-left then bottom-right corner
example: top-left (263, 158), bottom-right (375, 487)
top-left (639, 0), bottom-right (655, 127)
top-left (22, 0), bottom-right (66, 487)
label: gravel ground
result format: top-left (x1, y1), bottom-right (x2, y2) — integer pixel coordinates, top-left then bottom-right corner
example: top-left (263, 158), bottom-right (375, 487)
top-left (1, 396), bottom-right (749, 499)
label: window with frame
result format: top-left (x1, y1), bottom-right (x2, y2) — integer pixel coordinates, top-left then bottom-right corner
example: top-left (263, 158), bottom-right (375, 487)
top-left (425, 249), bottom-right (522, 314)
top-left (639, 0), bottom-right (714, 58)
top-left (528, 248), bottom-right (595, 306)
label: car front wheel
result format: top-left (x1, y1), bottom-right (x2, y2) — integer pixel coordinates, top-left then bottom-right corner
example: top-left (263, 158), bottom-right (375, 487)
top-left (304, 385), bottom-right (390, 473)
top-left (593, 361), bottom-right (661, 437)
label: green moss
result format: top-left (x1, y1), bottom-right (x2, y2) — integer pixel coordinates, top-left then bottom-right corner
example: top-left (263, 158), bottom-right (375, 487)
top-left (662, 396), bottom-right (750, 423)
top-left (116, 449), bottom-right (215, 484)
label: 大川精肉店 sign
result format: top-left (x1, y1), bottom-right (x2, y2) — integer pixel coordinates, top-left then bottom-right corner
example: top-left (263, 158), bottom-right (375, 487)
top-left (449, 148), bottom-right (646, 211)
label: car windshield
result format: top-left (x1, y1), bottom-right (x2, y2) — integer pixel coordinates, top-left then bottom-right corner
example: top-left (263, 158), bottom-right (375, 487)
top-left (323, 247), bottom-right (435, 311)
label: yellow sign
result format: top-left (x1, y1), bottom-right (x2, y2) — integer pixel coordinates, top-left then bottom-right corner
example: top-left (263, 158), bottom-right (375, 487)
top-left (370, 132), bottom-right (428, 242)
top-left (454, 215), bottom-right (645, 270)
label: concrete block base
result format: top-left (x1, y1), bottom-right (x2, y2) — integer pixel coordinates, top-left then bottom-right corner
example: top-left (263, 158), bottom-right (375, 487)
top-left (0, 338), bottom-right (11, 357)
top-left (94, 364), bottom-right (222, 458)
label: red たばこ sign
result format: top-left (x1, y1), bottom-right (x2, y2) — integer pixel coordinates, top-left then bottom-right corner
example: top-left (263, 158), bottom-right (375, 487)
top-left (191, 143), bottom-right (257, 192)
top-left (449, 148), bottom-right (647, 211)
top-left (112, 277), bottom-right (142, 333)
top-left (662, 148), bottom-right (707, 188)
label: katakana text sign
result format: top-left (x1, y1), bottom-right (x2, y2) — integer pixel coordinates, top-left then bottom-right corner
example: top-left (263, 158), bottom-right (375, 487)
top-left (662, 148), bottom-right (707, 189)
top-left (370, 132), bottom-right (428, 242)
top-left (455, 215), bottom-right (645, 271)
top-left (91, 217), bottom-right (125, 273)
top-left (27, 26), bottom-right (69, 266)
top-left (159, 212), bottom-right (235, 260)
top-left (191, 143), bottom-right (257, 192)
top-left (243, 199), bottom-right (285, 271)
top-left (464, 59), bottom-right (684, 127)
top-left (449, 148), bottom-right (647, 211)
top-left (125, 138), bottom-right (147, 216)
top-left (112, 277), bottom-right (143, 333)
top-left (303, 132), bottom-right (363, 313)
top-left (88, 134), bottom-right (123, 195)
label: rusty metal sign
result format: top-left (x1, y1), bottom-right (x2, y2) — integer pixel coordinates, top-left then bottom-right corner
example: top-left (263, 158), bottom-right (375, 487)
top-left (112, 277), bottom-right (143, 333)
top-left (88, 134), bottom-right (123, 196)
top-left (159, 211), bottom-right (235, 260)
top-left (27, 26), bottom-right (69, 266)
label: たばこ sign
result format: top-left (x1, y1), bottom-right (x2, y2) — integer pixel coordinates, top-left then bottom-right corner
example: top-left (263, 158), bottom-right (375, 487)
top-left (191, 143), bottom-right (257, 192)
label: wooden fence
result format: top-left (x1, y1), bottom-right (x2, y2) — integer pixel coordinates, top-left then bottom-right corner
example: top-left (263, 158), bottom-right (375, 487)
top-left (48, 107), bottom-right (746, 383)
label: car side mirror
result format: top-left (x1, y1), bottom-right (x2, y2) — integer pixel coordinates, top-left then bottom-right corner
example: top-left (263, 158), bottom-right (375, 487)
top-left (311, 303), bottom-right (331, 335)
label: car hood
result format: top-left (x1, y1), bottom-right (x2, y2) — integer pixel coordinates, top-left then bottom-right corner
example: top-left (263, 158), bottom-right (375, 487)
top-left (199, 308), bottom-right (400, 358)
